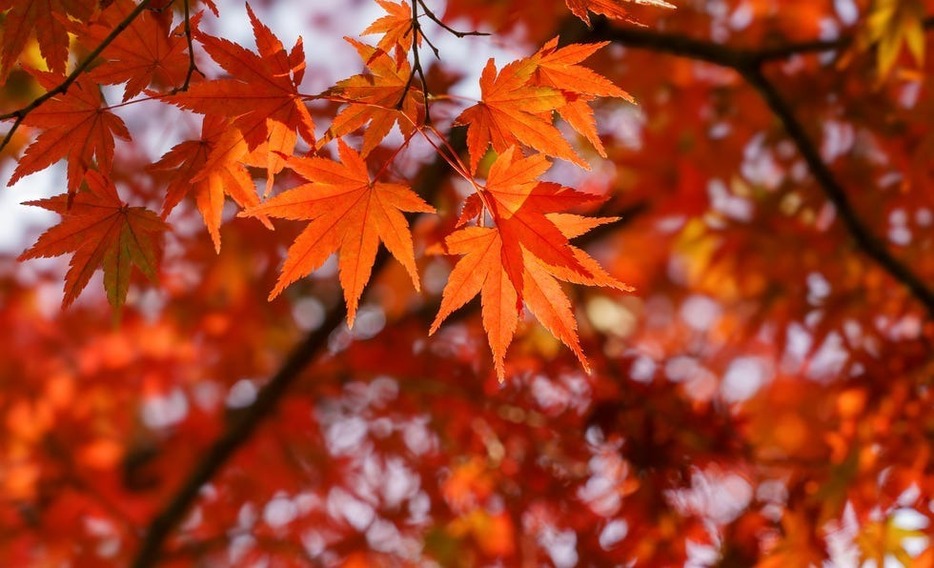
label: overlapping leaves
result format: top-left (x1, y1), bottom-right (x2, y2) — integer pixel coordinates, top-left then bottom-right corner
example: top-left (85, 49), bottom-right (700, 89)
top-left (431, 148), bottom-right (632, 379)
top-left (4, 0), bottom-right (639, 377)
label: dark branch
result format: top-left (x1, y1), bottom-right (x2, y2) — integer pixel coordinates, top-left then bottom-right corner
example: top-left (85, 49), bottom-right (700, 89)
top-left (588, 17), bottom-right (934, 319)
top-left (589, 15), bottom-right (934, 67)
top-left (753, 15), bottom-right (934, 63)
top-left (131, 300), bottom-right (349, 567)
top-left (740, 66), bottom-right (934, 315)
top-left (0, 0), bottom-right (153, 155)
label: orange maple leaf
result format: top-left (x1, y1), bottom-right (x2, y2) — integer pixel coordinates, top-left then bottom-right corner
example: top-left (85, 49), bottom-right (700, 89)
top-left (165, 4), bottom-right (314, 194)
top-left (7, 72), bottom-right (131, 196)
top-left (76, 0), bottom-right (194, 101)
top-left (241, 140), bottom-right (434, 326)
top-left (18, 171), bottom-right (167, 310)
top-left (0, 0), bottom-right (95, 80)
top-left (454, 57), bottom-right (584, 173)
top-left (529, 37), bottom-right (634, 157)
top-left (430, 220), bottom-right (631, 379)
top-left (433, 148), bottom-right (632, 378)
top-left (479, 147), bottom-right (597, 295)
top-left (150, 116), bottom-right (272, 252)
top-left (566, 0), bottom-right (675, 27)
top-left (319, 38), bottom-right (423, 157)
top-left (362, 0), bottom-right (419, 55)
top-left (430, 226), bottom-right (518, 378)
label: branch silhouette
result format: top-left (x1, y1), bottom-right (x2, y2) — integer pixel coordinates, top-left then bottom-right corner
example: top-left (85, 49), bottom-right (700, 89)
top-left (588, 16), bottom-right (934, 319)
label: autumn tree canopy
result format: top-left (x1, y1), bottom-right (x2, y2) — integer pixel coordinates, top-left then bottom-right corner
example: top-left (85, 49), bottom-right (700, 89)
top-left (1, 0), bottom-right (933, 565)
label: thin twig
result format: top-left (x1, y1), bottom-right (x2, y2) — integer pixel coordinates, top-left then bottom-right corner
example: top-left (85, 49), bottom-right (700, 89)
top-left (0, 0), bottom-right (154, 155)
top-left (170, 0), bottom-right (204, 94)
top-left (395, 0), bottom-right (432, 124)
top-left (415, 0), bottom-right (489, 38)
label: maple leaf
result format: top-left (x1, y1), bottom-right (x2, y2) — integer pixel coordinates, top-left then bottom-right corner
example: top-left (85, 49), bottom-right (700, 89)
top-left (240, 140), bottom-right (434, 326)
top-left (566, 0), bottom-right (675, 27)
top-left (430, 219), bottom-right (630, 379)
top-left (432, 148), bottom-right (631, 379)
top-left (165, 3), bottom-right (314, 194)
top-left (7, 72), bottom-right (131, 196)
top-left (150, 115), bottom-right (272, 252)
top-left (529, 37), bottom-right (634, 157)
top-left (0, 0), bottom-right (95, 80)
top-left (362, 0), bottom-right (418, 55)
top-left (454, 57), bottom-right (584, 174)
top-left (479, 147), bottom-right (597, 295)
top-left (18, 171), bottom-right (167, 310)
top-left (318, 38), bottom-right (423, 157)
top-left (859, 0), bottom-right (926, 78)
top-left (75, 0), bottom-right (193, 101)
top-left (429, 227), bottom-right (518, 378)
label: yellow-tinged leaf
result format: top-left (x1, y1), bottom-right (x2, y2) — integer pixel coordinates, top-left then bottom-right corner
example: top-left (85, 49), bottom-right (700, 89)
top-left (18, 171), bottom-right (166, 310)
top-left (565, 0), bottom-right (675, 26)
top-left (861, 0), bottom-right (926, 79)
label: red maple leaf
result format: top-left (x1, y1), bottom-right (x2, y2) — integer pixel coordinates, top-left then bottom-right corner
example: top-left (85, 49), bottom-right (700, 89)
top-left (319, 38), bottom-right (423, 157)
top-left (0, 0), bottom-right (95, 80)
top-left (7, 71), bottom-right (131, 196)
top-left (18, 171), bottom-right (167, 310)
top-left (76, 0), bottom-right (194, 101)
top-left (454, 57), bottom-right (583, 173)
top-left (150, 115), bottom-right (272, 252)
top-left (165, 3), bottom-right (314, 194)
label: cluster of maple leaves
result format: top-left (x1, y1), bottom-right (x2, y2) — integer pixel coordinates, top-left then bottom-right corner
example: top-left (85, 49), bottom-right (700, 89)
top-left (2, 0), bottom-right (676, 377)
top-left (2, 0), bottom-right (934, 566)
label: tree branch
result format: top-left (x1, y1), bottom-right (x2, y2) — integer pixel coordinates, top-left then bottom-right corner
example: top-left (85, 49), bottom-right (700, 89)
top-left (588, 17), bottom-right (934, 319)
top-left (0, 0), bottom-right (153, 155)
top-left (588, 16), bottom-right (934, 67)
top-left (740, 66), bottom-right (934, 316)
top-left (131, 297), bottom-right (349, 567)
